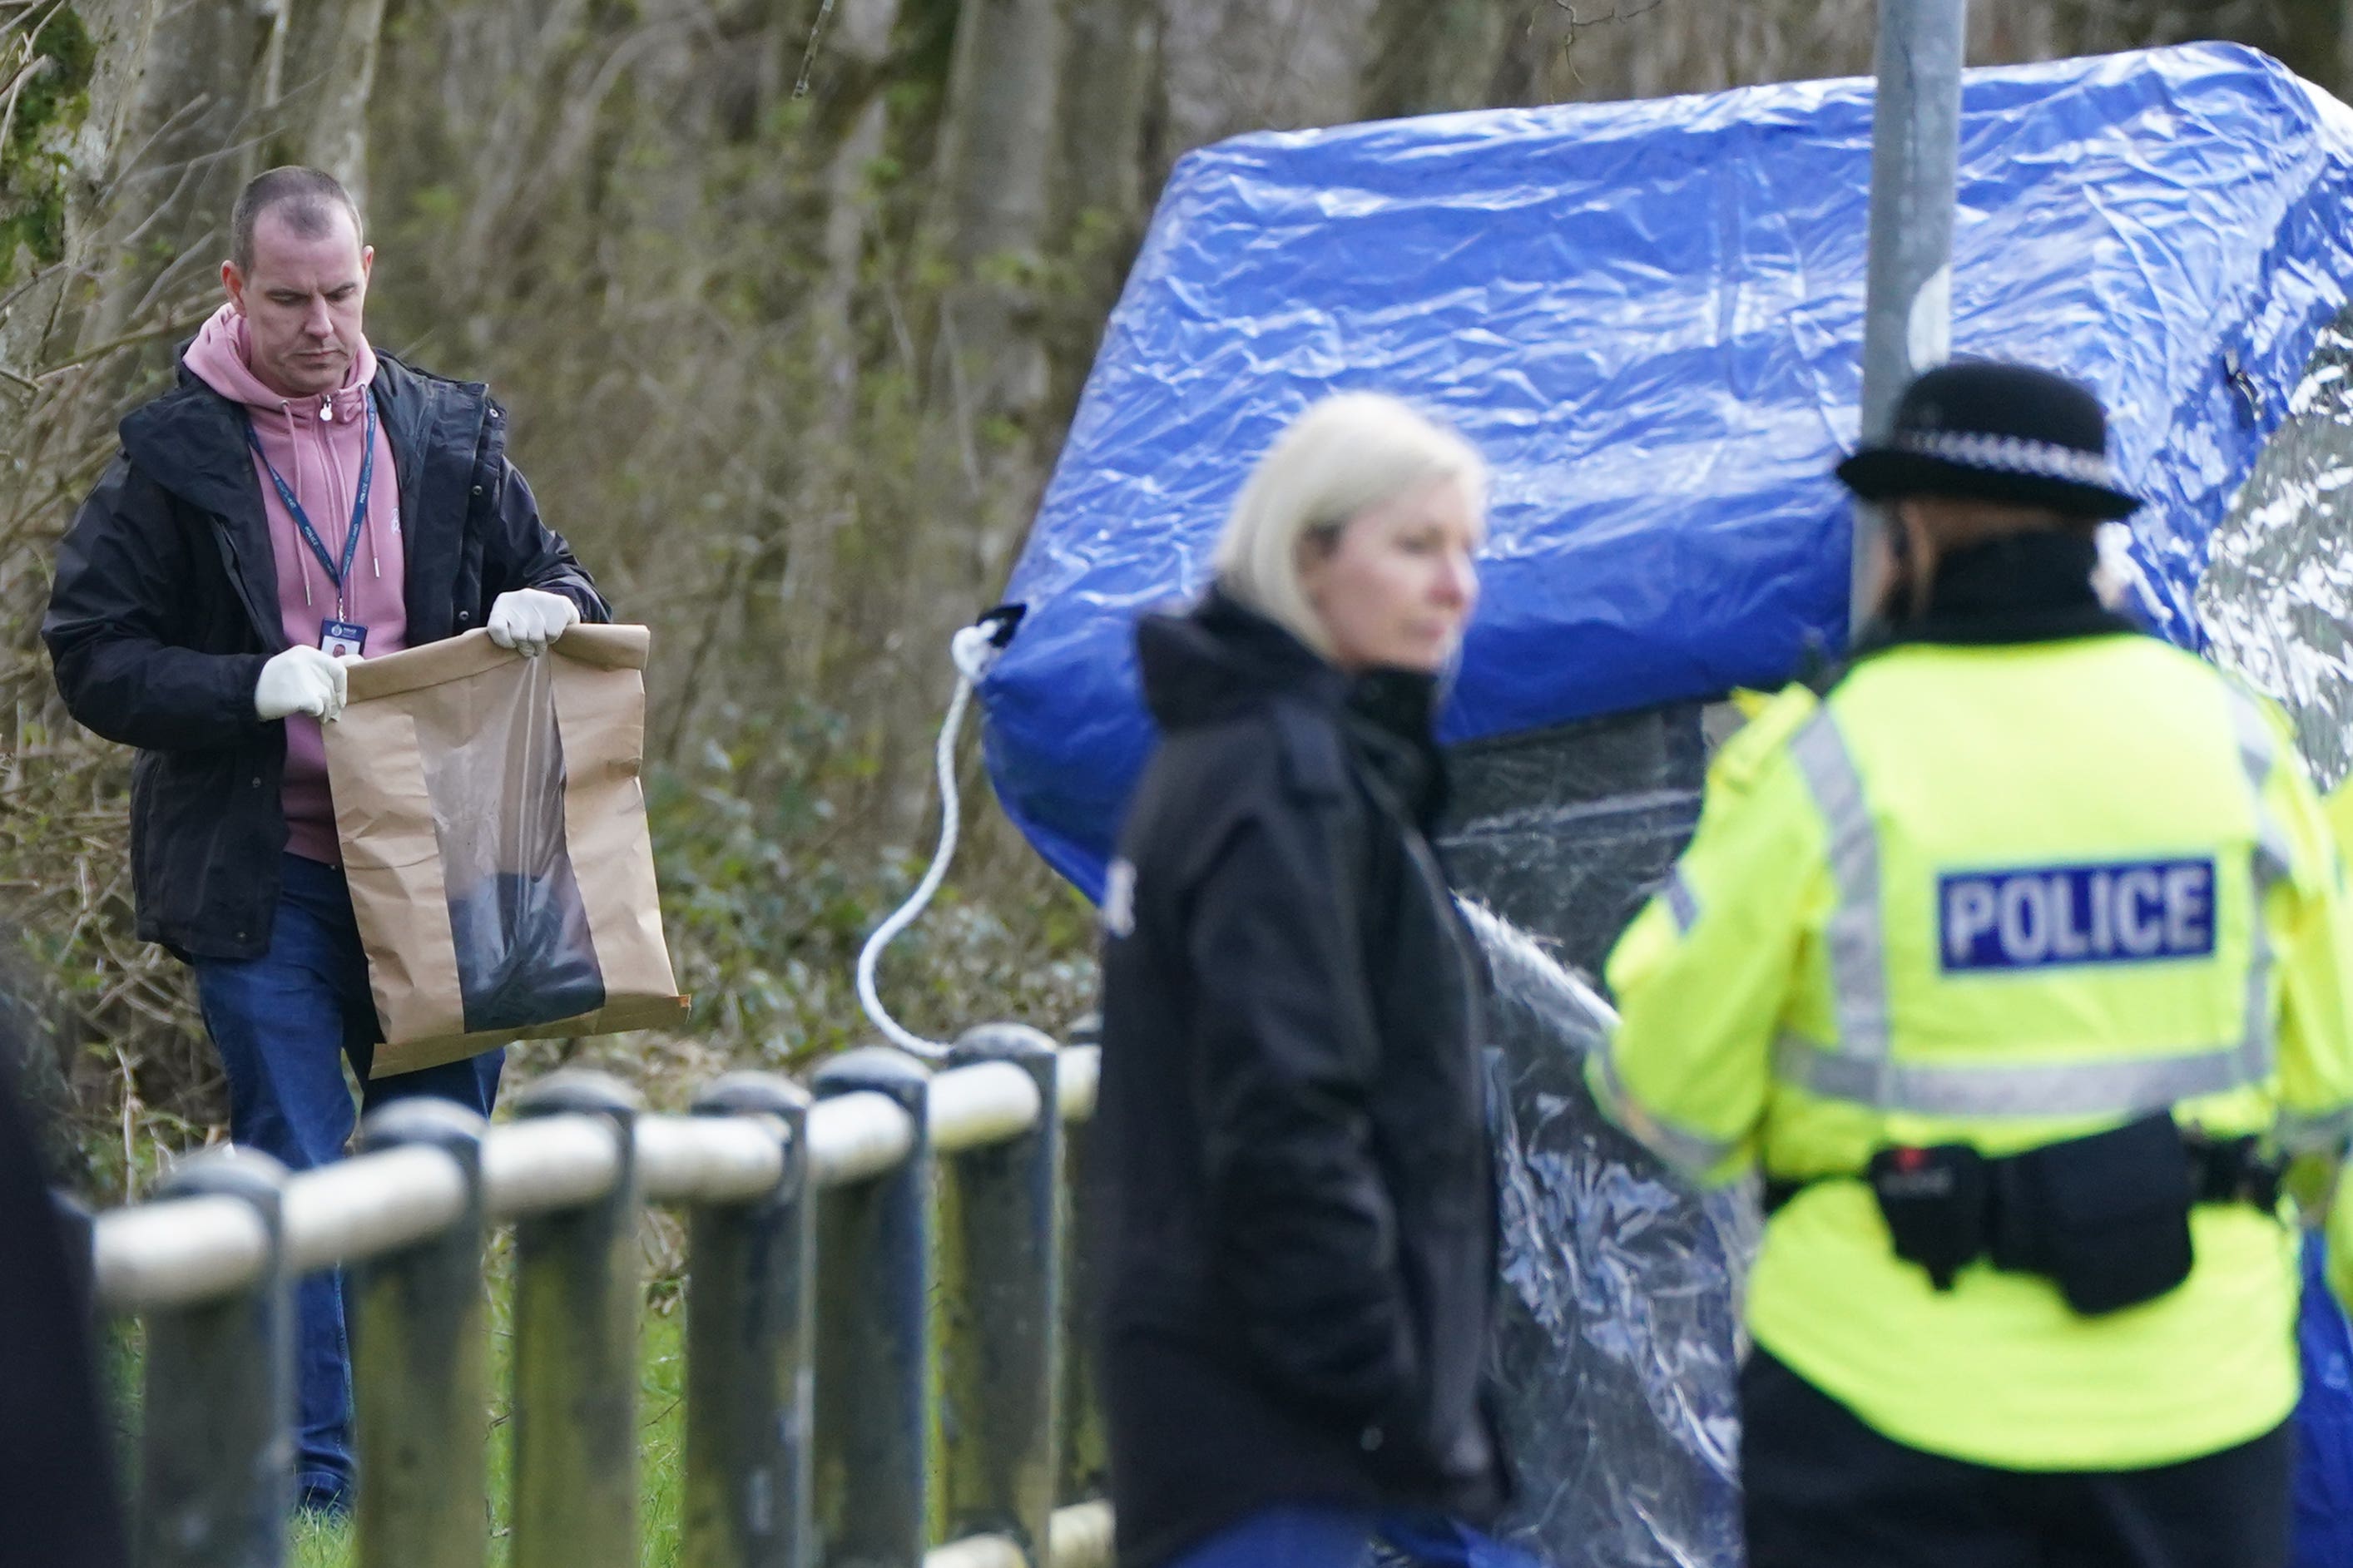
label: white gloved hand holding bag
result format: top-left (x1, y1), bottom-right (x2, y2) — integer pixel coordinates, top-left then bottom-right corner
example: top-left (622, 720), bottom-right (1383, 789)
top-left (486, 588), bottom-right (581, 657)
top-left (254, 646), bottom-right (352, 722)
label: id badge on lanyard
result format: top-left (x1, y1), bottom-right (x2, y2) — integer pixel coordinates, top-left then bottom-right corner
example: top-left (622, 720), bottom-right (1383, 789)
top-left (319, 618), bottom-right (368, 658)
top-left (245, 393), bottom-right (379, 660)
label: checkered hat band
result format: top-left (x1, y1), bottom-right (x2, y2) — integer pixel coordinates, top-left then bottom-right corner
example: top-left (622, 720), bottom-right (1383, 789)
top-left (1895, 430), bottom-right (2120, 488)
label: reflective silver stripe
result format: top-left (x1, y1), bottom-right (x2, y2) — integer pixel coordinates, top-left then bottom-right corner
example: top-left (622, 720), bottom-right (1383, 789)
top-left (2279, 1106), bottom-right (2353, 1157)
top-left (1662, 868), bottom-right (1700, 933)
top-left (1773, 687), bottom-right (2289, 1120)
top-left (2224, 687), bottom-right (2287, 1091)
top-left (1593, 1047), bottom-right (1737, 1172)
top-left (2225, 688), bottom-right (2294, 886)
top-left (1775, 1032), bottom-right (2263, 1119)
top-left (1786, 710), bottom-right (1892, 1089)
top-left (1894, 429), bottom-right (2123, 489)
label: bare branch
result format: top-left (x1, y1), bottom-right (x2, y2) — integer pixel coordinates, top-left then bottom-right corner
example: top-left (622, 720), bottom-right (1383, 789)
top-left (36, 312), bottom-right (214, 378)
top-left (795, 0), bottom-right (839, 96)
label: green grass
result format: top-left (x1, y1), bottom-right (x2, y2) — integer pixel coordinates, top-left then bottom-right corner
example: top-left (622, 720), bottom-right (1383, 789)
top-left (114, 1249), bottom-right (693, 1568)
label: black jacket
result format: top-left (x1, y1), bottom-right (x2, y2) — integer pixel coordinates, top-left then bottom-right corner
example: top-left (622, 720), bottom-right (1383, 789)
top-left (1093, 591), bottom-right (1505, 1568)
top-left (42, 350), bottom-right (610, 961)
top-left (0, 1049), bottom-right (126, 1568)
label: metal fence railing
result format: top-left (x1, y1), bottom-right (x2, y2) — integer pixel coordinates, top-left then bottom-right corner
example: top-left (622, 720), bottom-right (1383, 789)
top-left (84, 1025), bottom-right (1110, 1568)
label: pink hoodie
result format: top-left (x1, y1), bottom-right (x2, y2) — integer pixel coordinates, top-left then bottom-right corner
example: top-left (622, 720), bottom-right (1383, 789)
top-left (184, 304), bottom-right (409, 866)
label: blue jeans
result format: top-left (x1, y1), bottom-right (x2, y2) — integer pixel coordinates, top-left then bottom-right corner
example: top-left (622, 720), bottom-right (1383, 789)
top-left (193, 853), bottom-right (503, 1513)
top-left (1169, 1505), bottom-right (1548, 1568)
top-left (2296, 1233), bottom-right (2353, 1568)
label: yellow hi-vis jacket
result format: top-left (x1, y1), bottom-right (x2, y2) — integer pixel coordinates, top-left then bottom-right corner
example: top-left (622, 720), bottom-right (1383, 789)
top-left (2321, 782), bottom-right (2353, 1317)
top-left (1593, 632), bottom-right (2353, 1472)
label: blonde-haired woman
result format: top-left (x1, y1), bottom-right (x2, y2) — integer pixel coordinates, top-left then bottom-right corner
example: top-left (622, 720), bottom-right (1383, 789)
top-left (1092, 393), bottom-right (1527, 1568)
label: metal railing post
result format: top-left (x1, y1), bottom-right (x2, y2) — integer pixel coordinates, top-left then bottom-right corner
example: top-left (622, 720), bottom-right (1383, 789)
top-left (1058, 1030), bottom-right (1108, 1514)
top-left (52, 1189), bottom-right (97, 1306)
top-left (683, 1071), bottom-right (815, 1568)
top-left (350, 1099), bottom-right (490, 1568)
top-left (510, 1071), bottom-right (643, 1568)
top-left (811, 1046), bottom-right (935, 1568)
top-left (137, 1147), bottom-right (294, 1568)
top-left (939, 1026), bottom-right (1063, 1561)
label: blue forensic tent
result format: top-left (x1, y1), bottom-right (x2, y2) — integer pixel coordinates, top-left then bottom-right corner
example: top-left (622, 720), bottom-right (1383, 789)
top-left (980, 42), bottom-right (2353, 899)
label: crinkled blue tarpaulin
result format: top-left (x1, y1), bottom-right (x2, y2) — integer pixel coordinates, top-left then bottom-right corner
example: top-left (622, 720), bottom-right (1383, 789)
top-left (982, 42), bottom-right (2353, 900)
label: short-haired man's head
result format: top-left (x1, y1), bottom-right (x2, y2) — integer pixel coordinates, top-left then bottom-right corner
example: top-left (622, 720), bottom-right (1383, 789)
top-left (1214, 393), bottom-right (1487, 673)
top-left (230, 167), bottom-right (363, 275)
top-left (222, 166), bottom-right (373, 401)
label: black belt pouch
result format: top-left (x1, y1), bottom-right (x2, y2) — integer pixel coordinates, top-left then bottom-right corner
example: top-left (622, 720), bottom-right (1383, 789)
top-left (1999, 1114), bottom-right (2193, 1316)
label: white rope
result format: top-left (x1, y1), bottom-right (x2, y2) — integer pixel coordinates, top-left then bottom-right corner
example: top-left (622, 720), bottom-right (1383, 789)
top-left (856, 622), bottom-right (1007, 1059)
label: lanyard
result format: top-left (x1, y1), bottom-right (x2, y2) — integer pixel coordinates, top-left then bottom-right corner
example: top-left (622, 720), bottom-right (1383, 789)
top-left (243, 391), bottom-right (376, 614)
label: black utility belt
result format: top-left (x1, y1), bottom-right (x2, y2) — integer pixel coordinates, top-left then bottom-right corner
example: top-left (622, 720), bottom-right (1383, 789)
top-left (1763, 1115), bottom-right (2281, 1318)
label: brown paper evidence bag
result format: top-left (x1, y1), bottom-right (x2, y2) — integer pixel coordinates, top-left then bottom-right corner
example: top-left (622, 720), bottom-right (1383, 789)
top-left (324, 625), bottom-right (688, 1077)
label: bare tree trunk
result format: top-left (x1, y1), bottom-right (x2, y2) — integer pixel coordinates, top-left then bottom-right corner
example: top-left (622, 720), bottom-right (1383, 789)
top-left (924, 0), bottom-right (1071, 604)
top-left (268, 0), bottom-right (390, 202)
top-left (786, 0), bottom-right (905, 686)
top-left (876, 0), bottom-right (1072, 829)
top-left (1157, 0), bottom-right (1378, 146)
top-left (1977, 0), bottom-right (2065, 63)
top-left (1061, 0), bottom-right (1152, 233)
top-left (1366, 0), bottom-right (1513, 117)
top-left (0, 0), bottom-right (142, 383)
top-left (72, 0), bottom-right (273, 361)
top-left (603, 0), bottom-right (722, 304)
top-left (932, 0), bottom-right (1068, 436)
top-left (1047, 0), bottom-right (1153, 413)
top-left (369, 0), bottom-right (601, 353)
top-left (0, 0), bottom-right (235, 1153)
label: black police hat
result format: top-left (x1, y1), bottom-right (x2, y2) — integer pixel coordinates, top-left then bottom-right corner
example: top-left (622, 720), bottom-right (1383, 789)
top-left (1835, 359), bottom-right (2142, 521)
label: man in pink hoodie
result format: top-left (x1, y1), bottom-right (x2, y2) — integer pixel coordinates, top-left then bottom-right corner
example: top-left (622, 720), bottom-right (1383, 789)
top-left (44, 166), bottom-right (610, 1516)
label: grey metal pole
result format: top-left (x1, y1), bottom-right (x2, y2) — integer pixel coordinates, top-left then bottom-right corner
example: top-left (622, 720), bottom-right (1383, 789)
top-left (682, 1071), bottom-right (816, 1568)
top-left (350, 1099), bottom-right (491, 1568)
top-left (510, 1072), bottom-right (643, 1568)
top-left (812, 1046), bottom-right (937, 1568)
top-left (137, 1148), bottom-right (294, 1568)
top-left (1852, 0), bottom-right (1969, 635)
top-left (938, 1026), bottom-right (1063, 1561)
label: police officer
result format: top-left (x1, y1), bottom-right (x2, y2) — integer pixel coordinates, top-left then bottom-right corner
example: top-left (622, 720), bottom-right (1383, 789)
top-left (1590, 360), bottom-right (2353, 1568)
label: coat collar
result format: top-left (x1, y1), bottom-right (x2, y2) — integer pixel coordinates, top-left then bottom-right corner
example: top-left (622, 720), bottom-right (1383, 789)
top-left (1137, 587), bottom-right (1452, 825)
top-left (123, 344), bottom-right (442, 513)
top-left (118, 349), bottom-right (466, 648)
top-left (1862, 530), bottom-right (2139, 652)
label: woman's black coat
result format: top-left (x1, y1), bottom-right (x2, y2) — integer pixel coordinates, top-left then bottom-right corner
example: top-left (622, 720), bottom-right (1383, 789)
top-left (1092, 591), bottom-right (1506, 1567)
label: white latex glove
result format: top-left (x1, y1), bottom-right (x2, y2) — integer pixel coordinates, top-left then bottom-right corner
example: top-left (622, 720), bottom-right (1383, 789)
top-left (255, 646), bottom-right (349, 723)
top-left (486, 587), bottom-right (582, 657)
